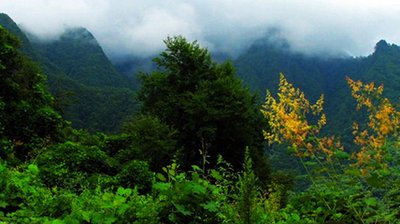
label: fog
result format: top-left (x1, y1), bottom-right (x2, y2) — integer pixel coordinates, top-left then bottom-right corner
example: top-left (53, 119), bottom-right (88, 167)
top-left (1, 0), bottom-right (400, 59)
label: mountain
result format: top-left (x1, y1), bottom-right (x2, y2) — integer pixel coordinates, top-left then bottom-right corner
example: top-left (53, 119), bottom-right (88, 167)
top-left (234, 39), bottom-right (326, 102)
top-left (113, 55), bottom-right (156, 89)
top-left (30, 27), bottom-right (133, 88)
top-left (354, 40), bottom-right (400, 101)
top-left (234, 36), bottom-right (400, 142)
top-left (0, 13), bottom-right (137, 133)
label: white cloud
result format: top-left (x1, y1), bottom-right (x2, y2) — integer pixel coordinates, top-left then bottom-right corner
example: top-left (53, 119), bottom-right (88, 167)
top-left (1, 0), bottom-right (400, 58)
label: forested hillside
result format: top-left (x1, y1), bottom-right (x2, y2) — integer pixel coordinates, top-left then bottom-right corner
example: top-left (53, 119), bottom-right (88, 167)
top-left (30, 27), bottom-right (132, 88)
top-left (0, 13), bottom-right (137, 133)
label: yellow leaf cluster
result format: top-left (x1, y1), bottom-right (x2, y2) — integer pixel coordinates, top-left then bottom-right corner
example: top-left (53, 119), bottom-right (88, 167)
top-left (261, 74), bottom-right (398, 175)
top-left (261, 73), bottom-right (336, 159)
top-left (347, 77), bottom-right (399, 170)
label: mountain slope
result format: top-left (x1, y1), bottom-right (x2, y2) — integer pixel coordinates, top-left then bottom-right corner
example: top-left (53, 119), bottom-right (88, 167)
top-left (234, 39), bottom-right (327, 102)
top-left (0, 13), bottom-right (36, 59)
top-left (30, 27), bottom-right (133, 88)
top-left (0, 13), bottom-right (137, 132)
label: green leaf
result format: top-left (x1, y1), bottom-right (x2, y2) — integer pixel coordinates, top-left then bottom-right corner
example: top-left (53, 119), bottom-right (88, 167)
top-left (377, 168), bottom-right (391, 177)
top-left (117, 187), bottom-right (125, 195)
top-left (0, 201), bottom-right (8, 208)
top-left (153, 182), bottom-right (171, 191)
top-left (156, 173), bottom-right (167, 181)
top-left (201, 201), bottom-right (218, 212)
top-left (365, 197), bottom-right (377, 206)
top-left (191, 165), bottom-right (201, 171)
top-left (315, 207), bottom-right (323, 214)
top-left (173, 202), bottom-right (192, 216)
top-left (188, 182), bottom-right (206, 195)
top-left (81, 211), bottom-right (91, 222)
top-left (291, 213), bottom-right (300, 221)
top-left (27, 164), bottom-right (39, 175)
top-left (191, 172), bottom-right (200, 182)
top-left (210, 170), bottom-right (222, 181)
top-left (334, 150), bottom-right (350, 160)
top-left (333, 212), bottom-right (343, 219)
top-left (168, 213), bottom-right (177, 222)
top-left (116, 187), bottom-right (132, 196)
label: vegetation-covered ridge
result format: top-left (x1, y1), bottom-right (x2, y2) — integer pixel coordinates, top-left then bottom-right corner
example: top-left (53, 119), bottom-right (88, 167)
top-left (0, 13), bottom-right (137, 133)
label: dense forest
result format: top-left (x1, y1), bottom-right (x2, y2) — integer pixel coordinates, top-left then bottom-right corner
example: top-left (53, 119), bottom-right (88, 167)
top-left (1, 11), bottom-right (400, 224)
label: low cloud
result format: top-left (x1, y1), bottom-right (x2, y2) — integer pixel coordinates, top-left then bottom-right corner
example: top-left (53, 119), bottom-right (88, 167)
top-left (1, 0), bottom-right (400, 59)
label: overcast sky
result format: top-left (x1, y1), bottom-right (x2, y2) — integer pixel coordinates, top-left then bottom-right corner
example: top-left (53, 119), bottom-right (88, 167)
top-left (1, 0), bottom-right (400, 59)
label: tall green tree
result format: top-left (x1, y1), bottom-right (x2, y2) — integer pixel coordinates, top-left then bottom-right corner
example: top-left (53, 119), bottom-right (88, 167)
top-left (138, 36), bottom-right (269, 179)
top-left (0, 26), bottom-right (64, 163)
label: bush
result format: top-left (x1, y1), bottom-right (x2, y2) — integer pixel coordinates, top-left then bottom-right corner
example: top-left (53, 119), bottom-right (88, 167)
top-left (36, 141), bottom-right (116, 190)
top-left (116, 160), bottom-right (153, 192)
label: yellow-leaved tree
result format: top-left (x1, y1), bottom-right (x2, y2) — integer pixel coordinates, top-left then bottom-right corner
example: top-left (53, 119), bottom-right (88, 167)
top-left (261, 73), bottom-right (343, 163)
top-left (347, 77), bottom-right (400, 174)
top-left (262, 73), bottom-right (399, 176)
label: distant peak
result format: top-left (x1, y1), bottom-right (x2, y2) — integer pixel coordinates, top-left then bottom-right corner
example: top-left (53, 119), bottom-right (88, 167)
top-left (375, 39), bottom-right (388, 50)
top-left (52, 27), bottom-right (102, 47)
top-left (373, 39), bottom-right (400, 56)
top-left (61, 27), bottom-right (95, 41)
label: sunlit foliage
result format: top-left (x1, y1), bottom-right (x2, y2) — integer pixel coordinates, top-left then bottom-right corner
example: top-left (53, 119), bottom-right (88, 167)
top-left (261, 73), bottom-right (342, 160)
top-left (347, 77), bottom-right (400, 173)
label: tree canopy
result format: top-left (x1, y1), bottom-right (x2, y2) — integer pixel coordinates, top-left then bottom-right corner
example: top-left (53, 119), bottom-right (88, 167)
top-left (0, 26), bottom-right (64, 163)
top-left (138, 36), bottom-right (270, 177)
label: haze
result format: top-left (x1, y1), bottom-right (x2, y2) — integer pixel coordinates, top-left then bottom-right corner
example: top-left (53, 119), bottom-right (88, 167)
top-left (1, 0), bottom-right (399, 59)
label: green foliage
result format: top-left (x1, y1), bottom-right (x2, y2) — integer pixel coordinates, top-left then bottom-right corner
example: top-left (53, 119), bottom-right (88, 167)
top-left (236, 148), bottom-right (261, 224)
top-left (1, 142), bottom-right (399, 223)
top-left (0, 26), bottom-right (65, 163)
top-left (30, 27), bottom-right (138, 133)
top-left (121, 115), bottom-right (177, 171)
top-left (62, 187), bottom-right (162, 224)
top-left (138, 36), bottom-right (270, 179)
top-left (58, 84), bottom-right (137, 133)
top-left (0, 162), bottom-right (162, 223)
top-left (282, 177), bottom-right (398, 223)
top-left (153, 162), bottom-right (227, 223)
top-left (116, 160), bottom-right (153, 192)
top-left (36, 141), bottom-right (116, 190)
top-left (0, 162), bottom-right (75, 223)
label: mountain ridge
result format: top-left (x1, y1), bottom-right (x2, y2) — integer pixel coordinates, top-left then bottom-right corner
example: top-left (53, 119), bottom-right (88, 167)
top-left (29, 27), bottom-right (133, 88)
top-left (0, 13), bottom-right (137, 133)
